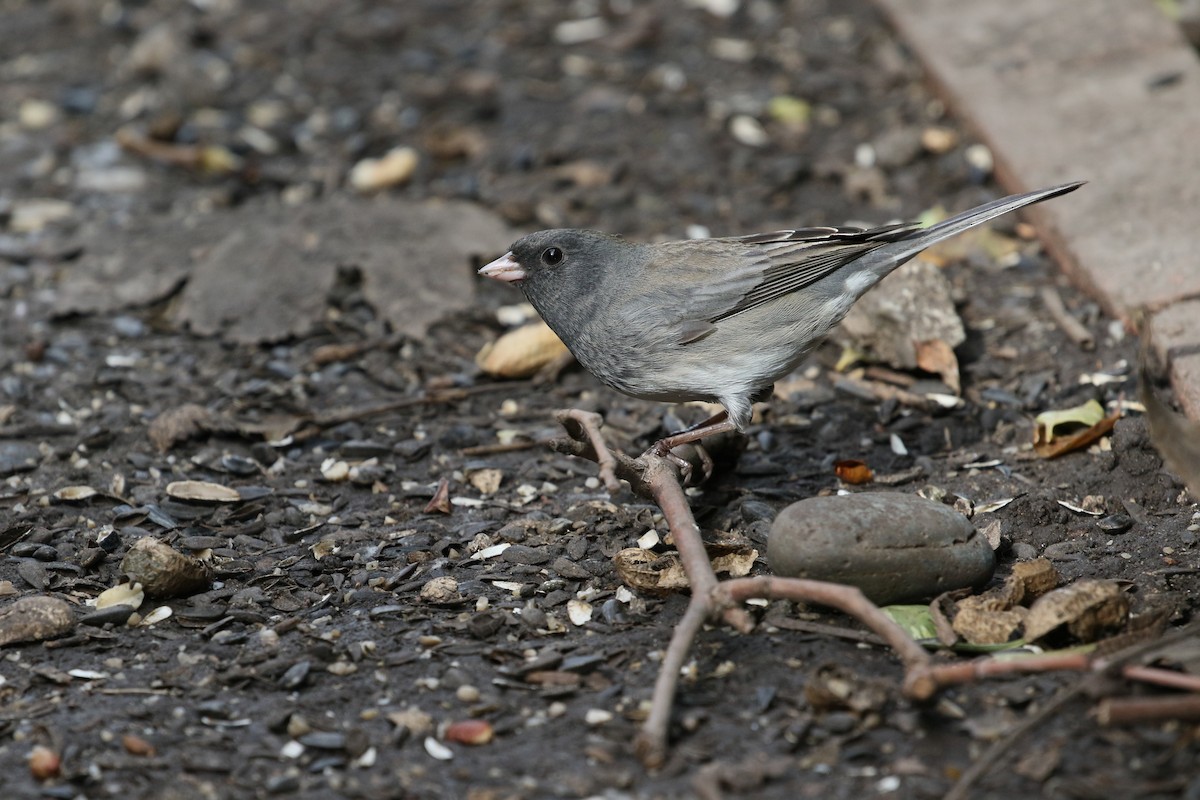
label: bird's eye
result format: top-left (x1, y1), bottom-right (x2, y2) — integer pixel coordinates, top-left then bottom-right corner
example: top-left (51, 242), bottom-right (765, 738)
top-left (541, 247), bottom-right (563, 266)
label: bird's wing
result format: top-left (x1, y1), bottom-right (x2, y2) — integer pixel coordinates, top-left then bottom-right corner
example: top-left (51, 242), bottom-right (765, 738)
top-left (643, 224), bottom-right (920, 343)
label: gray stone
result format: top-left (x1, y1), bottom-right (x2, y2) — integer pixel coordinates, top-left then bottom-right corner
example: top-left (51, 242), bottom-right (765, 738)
top-left (766, 492), bottom-right (994, 604)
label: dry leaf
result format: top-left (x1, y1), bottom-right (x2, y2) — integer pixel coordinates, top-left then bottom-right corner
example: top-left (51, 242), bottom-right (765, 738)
top-left (148, 403), bottom-right (216, 451)
top-left (1033, 399), bottom-right (1118, 458)
top-left (1035, 399), bottom-right (1105, 443)
top-left (951, 596), bottom-right (1026, 645)
top-left (613, 548), bottom-right (688, 594)
top-left (1023, 579), bottom-right (1129, 643)
top-left (424, 477), bottom-right (451, 514)
top-left (613, 546), bottom-right (757, 593)
top-left (915, 339), bottom-right (960, 394)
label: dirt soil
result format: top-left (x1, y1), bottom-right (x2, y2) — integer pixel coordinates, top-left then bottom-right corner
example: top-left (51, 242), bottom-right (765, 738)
top-left (1, 1), bottom-right (1197, 798)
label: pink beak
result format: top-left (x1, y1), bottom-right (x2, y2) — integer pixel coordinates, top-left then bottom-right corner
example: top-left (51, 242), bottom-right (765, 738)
top-left (478, 252), bottom-right (526, 283)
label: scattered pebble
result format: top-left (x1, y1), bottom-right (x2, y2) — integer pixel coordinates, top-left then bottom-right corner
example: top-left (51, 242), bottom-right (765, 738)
top-left (730, 114), bottom-right (769, 147)
top-left (20, 99), bottom-right (60, 129)
top-left (349, 147), bottom-right (418, 192)
top-left (553, 17), bottom-right (609, 44)
top-left (584, 708), bottom-right (613, 726)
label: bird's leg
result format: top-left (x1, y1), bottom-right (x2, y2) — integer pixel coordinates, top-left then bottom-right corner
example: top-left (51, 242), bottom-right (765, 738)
top-left (645, 410), bottom-right (737, 484)
top-left (649, 410), bottom-right (736, 456)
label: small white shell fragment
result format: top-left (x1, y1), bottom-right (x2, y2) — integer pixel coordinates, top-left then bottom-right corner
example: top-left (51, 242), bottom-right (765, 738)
top-left (553, 17), bottom-right (609, 44)
top-left (1057, 500), bottom-right (1104, 516)
top-left (689, 0), bottom-right (740, 17)
top-left (961, 459), bottom-right (1003, 469)
top-left (637, 530), bottom-right (661, 550)
top-left (94, 582), bottom-right (145, 611)
top-left (964, 143), bottom-right (994, 174)
top-left (139, 606), bottom-right (173, 626)
top-left (710, 37), bottom-right (755, 62)
top-left (68, 669), bottom-right (108, 680)
top-left (928, 393), bottom-right (964, 408)
top-left (54, 485), bottom-right (98, 502)
top-left (280, 740), bottom-right (305, 759)
top-left (567, 599), bottom-right (593, 626)
top-left (495, 303), bottom-right (537, 327)
top-left (166, 480), bottom-right (241, 503)
top-left (889, 434), bottom-right (907, 456)
top-left (584, 708), bottom-right (613, 726)
top-left (320, 459), bottom-right (350, 482)
top-left (471, 543), bottom-right (511, 561)
top-left (975, 498), bottom-right (1015, 515)
top-left (730, 114), bottom-right (768, 147)
top-left (353, 747), bottom-right (377, 768)
top-left (615, 586), bottom-right (635, 603)
top-left (920, 126), bottom-right (958, 154)
top-left (424, 736), bottom-right (454, 761)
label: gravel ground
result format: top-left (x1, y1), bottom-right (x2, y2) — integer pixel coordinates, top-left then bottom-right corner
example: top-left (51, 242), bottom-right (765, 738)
top-left (0, 1), bottom-right (1197, 798)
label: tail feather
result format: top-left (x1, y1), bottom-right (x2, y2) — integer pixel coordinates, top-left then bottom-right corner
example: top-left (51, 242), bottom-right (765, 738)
top-left (852, 181), bottom-right (1084, 287)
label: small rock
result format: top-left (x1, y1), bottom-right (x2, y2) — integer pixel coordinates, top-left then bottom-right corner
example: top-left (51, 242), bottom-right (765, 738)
top-left (120, 537), bottom-right (212, 599)
top-left (1096, 514), bottom-right (1133, 535)
top-left (349, 147), bottom-right (418, 192)
top-left (767, 493), bottom-right (993, 604)
top-left (19, 99), bottom-right (59, 130)
top-left (0, 442), bottom-right (41, 476)
top-left (0, 595), bottom-right (74, 645)
top-left (920, 126), bottom-right (959, 154)
top-left (554, 17), bottom-right (609, 44)
top-left (419, 576), bottom-right (462, 605)
top-left (8, 199), bottom-right (74, 233)
top-left (730, 114), bottom-right (769, 147)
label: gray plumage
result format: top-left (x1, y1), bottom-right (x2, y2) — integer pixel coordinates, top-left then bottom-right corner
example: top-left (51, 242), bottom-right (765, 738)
top-left (481, 182), bottom-right (1082, 432)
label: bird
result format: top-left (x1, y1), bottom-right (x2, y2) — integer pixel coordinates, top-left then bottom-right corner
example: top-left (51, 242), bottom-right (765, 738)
top-left (479, 182), bottom-right (1083, 457)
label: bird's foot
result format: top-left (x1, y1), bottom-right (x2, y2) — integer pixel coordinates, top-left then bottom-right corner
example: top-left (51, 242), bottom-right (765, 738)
top-left (644, 440), bottom-right (714, 486)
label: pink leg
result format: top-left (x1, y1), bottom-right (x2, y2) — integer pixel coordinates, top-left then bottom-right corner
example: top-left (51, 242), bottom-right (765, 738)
top-left (649, 410), bottom-right (737, 456)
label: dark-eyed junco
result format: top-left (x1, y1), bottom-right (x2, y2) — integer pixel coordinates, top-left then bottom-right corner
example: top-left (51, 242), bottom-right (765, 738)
top-left (480, 182), bottom-right (1082, 454)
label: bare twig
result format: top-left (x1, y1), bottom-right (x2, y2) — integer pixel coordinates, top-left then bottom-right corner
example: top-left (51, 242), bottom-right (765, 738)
top-left (313, 381), bottom-right (532, 427)
top-left (551, 408), bottom-right (1194, 774)
top-left (554, 409), bottom-right (625, 493)
top-left (552, 409), bottom-right (932, 767)
top-left (459, 439), bottom-right (549, 456)
top-left (832, 374), bottom-right (951, 412)
top-left (1097, 695), bottom-right (1200, 725)
top-left (1040, 286), bottom-right (1095, 350)
top-left (1121, 664), bottom-right (1200, 693)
